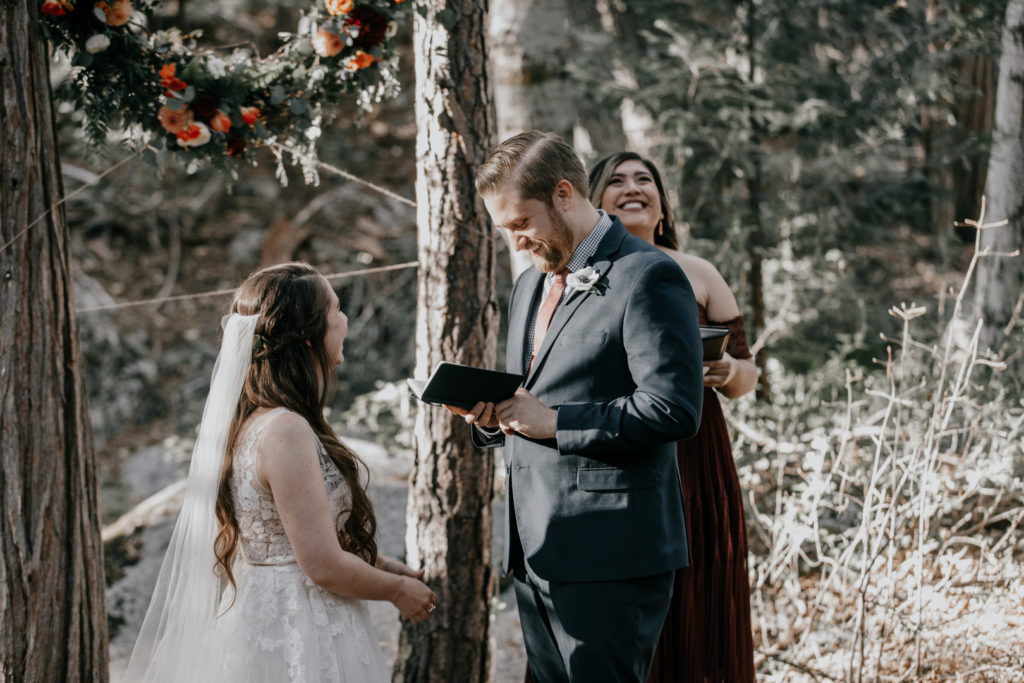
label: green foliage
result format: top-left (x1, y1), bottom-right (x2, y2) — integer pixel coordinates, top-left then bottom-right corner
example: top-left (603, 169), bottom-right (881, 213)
top-left (577, 0), bottom-right (1007, 376)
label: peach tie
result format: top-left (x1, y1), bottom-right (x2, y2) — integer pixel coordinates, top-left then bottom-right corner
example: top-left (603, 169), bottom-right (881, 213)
top-left (529, 270), bottom-right (568, 369)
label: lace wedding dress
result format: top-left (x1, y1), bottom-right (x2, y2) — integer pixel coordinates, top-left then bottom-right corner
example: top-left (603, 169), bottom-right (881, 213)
top-left (213, 407), bottom-right (389, 682)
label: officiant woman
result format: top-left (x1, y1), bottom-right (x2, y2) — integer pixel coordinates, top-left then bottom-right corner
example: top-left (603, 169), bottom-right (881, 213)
top-left (589, 152), bottom-right (759, 682)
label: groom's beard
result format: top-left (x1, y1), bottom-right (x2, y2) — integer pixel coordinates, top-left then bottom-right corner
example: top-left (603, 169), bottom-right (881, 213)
top-left (525, 207), bottom-right (574, 273)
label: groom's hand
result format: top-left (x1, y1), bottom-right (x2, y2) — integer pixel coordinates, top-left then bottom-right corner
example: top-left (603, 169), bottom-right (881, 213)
top-left (495, 389), bottom-right (557, 439)
top-left (445, 401), bottom-right (500, 429)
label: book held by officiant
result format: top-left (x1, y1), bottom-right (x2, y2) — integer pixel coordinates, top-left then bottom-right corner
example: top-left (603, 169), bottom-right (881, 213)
top-left (700, 326), bottom-right (731, 361)
top-left (406, 362), bottom-right (524, 410)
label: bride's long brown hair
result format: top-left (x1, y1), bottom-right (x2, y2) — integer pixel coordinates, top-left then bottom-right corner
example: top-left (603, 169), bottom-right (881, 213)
top-left (214, 262), bottom-right (377, 592)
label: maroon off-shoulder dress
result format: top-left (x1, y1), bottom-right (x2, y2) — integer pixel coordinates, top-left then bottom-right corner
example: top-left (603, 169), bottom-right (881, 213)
top-left (647, 305), bottom-right (755, 683)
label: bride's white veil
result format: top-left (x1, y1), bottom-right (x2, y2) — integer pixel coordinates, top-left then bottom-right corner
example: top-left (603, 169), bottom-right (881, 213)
top-left (125, 313), bottom-right (258, 682)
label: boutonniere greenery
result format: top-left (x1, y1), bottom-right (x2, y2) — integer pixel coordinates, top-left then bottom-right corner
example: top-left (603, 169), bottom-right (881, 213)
top-left (565, 266), bottom-right (607, 300)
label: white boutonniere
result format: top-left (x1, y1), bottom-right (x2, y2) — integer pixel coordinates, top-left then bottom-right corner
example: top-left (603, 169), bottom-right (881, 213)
top-left (565, 266), bottom-right (607, 301)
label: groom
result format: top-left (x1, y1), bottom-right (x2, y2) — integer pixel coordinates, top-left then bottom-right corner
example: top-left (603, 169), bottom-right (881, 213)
top-left (453, 131), bottom-right (704, 682)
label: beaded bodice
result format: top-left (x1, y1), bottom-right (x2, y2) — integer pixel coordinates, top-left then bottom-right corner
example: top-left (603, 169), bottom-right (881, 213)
top-left (230, 407), bottom-right (352, 565)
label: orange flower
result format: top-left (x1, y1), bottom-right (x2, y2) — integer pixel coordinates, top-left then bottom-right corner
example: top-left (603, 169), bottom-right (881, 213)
top-left (395, 0), bottom-right (405, 3)
top-left (346, 50), bottom-right (375, 71)
top-left (95, 0), bottom-right (132, 26)
top-left (159, 64), bottom-right (187, 93)
top-left (157, 105), bottom-right (192, 134)
top-left (313, 27), bottom-right (344, 57)
top-left (209, 110), bottom-right (232, 134)
top-left (41, 0), bottom-right (73, 16)
top-left (324, 0), bottom-right (353, 16)
top-left (239, 106), bottom-right (261, 126)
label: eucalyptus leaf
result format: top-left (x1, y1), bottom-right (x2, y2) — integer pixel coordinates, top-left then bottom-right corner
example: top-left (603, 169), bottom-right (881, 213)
top-left (269, 86), bottom-right (286, 105)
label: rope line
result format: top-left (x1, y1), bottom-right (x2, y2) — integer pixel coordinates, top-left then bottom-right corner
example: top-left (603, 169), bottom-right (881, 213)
top-left (270, 143), bottom-right (417, 209)
top-left (76, 261), bottom-right (419, 313)
top-left (0, 153), bottom-right (137, 255)
top-left (275, 144), bottom-right (496, 245)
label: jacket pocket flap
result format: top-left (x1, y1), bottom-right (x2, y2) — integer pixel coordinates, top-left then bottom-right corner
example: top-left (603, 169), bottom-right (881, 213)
top-left (577, 467), bottom-right (657, 491)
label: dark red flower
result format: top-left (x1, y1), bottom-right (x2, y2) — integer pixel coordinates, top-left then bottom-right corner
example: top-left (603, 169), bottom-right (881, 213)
top-left (191, 94), bottom-right (218, 120)
top-left (345, 5), bottom-right (387, 49)
top-left (226, 136), bottom-right (247, 157)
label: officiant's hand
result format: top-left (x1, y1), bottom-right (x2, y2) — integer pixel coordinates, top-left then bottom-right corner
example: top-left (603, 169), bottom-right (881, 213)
top-left (495, 389), bottom-right (557, 439)
top-left (445, 401), bottom-right (500, 430)
top-left (703, 352), bottom-right (737, 388)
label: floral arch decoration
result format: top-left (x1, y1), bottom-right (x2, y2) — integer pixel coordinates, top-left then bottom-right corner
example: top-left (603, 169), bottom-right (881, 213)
top-left (40, 0), bottom-right (409, 182)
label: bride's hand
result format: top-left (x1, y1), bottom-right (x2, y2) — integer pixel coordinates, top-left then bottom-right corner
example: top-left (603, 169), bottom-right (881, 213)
top-left (390, 576), bottom-right (438, 624)
top-left (378, 555), bottom-right (424, 579)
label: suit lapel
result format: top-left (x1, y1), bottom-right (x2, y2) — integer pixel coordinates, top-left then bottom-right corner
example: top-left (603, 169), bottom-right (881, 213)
top-left (525, 221), bottom-right (628, 387)
top-left (509, 268), bottom-right (544, 377)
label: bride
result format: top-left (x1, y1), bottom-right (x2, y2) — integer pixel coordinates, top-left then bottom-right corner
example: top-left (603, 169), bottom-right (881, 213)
top-left (127, 261), bottom-right (437, 682)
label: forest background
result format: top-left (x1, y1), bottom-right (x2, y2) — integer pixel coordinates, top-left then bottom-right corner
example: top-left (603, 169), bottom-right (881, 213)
top-left (3, 0), bottom-right (1024, 681)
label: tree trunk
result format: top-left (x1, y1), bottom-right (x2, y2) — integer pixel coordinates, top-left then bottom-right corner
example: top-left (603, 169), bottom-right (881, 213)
top-left (0, 3), bottom-right (110, 681)
top-left (487, 0), bottom-right (573, 280)
top-left (922, 0), bottom-right (958, 258)
top-left (487, 0), bottom-right (574, 144)
top-left (975, 0), bottom-right (1024, 351)
top-left (953, 52), bottom-right (996, 236)
top-left (487, 0), bottom-right (630, 280)
top-left (394, 2), bottom-right (497, 682)
top-left (745, 0), bottom-right (770, 401)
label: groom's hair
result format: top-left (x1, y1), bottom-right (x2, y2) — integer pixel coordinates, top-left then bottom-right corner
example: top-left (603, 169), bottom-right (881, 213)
top-left (476, 130), bottom-right (589, 204)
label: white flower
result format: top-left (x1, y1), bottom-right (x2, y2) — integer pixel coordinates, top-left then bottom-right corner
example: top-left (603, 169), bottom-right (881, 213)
top-left (206, 55), bottom-right (227, 79)
top-left (85, 34), bottom-right (111, 53)
top-left (176, 122), bottom-right (212, 147)
top-left (565, 266), bottom-right (605, 298)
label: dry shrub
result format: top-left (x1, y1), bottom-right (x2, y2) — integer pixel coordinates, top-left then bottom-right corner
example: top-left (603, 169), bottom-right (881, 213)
top-left (737, 210), bottom-right (1024, 681)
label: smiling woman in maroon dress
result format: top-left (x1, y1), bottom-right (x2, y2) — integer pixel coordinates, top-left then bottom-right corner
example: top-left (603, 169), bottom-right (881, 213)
top-left (590, 152), bottom-right (758, 682)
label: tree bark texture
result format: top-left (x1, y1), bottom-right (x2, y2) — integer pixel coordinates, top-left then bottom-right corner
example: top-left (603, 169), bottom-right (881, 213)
top-left (976, 0), bottom-right (1024, 351)
top-left (0, 2), bottom-right (109, 681)
top-left (395, 2), bottom-right (498, 682)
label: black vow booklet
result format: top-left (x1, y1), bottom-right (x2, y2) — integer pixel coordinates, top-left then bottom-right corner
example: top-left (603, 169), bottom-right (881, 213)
top-left (406, 362), bottom-right (524, 410)
top-left (699, 326), bottom-right (731, 361)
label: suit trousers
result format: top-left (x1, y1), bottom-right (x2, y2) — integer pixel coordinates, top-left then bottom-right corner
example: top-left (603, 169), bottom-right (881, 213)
top-left (513, 557), bottom-right (674, 683)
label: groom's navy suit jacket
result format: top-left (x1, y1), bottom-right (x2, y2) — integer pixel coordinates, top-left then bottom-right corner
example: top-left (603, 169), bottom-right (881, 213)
top-left (477, 219), bottom-right (704, 583)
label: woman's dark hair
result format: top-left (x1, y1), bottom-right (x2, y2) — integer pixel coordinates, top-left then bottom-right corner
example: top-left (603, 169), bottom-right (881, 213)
top-left (588, 152), bottom-right (679, 250)
top-left (214, 262), bottom-right (377, 593)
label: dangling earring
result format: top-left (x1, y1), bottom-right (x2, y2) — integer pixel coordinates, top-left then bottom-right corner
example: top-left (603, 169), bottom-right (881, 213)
top-left (657, 218), bottom-right (664, 236)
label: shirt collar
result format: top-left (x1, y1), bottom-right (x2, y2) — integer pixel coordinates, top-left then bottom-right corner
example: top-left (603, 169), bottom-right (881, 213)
top-left (562, 210), bottom-right (612, 274)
